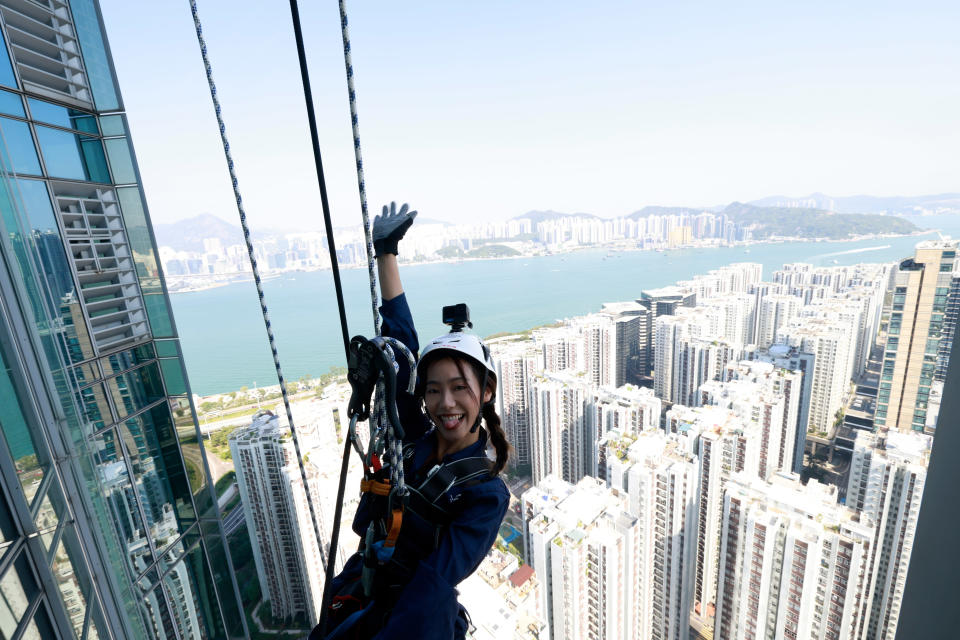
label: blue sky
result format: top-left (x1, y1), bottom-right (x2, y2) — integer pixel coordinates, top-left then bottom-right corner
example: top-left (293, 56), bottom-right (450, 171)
top-left (98, 1), bottom-right (960, 229)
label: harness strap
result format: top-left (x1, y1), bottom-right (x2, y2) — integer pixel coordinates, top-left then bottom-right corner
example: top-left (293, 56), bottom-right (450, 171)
top-left (360, 479), bottom-right (391, 496)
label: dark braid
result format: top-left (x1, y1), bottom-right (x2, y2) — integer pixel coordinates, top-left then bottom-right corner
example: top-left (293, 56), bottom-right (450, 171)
top-left (482, 402), bottom-right (510, 474)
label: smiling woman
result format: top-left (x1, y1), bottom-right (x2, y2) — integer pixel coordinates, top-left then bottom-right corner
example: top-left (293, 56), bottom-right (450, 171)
top-left (313, 207), bottom-right (510, 640)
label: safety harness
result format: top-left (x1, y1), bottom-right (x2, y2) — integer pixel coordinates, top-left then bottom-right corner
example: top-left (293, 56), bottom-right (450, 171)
top-left (319, 337), bottom-right (493, 639)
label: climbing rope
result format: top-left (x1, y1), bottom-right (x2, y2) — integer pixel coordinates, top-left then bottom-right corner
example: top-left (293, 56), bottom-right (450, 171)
top-left (338, 0), bottom-right (381, 336)
top-left (188, 0), bottom-right (330, 578)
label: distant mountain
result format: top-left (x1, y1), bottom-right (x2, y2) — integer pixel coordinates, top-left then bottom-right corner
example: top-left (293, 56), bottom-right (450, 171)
top-left (153, 214), bottom-right (244, 253)
top-left (748, 193), bottom-right (960, 216)
top-left (627, 206), bottom-right (707, 219)
top-left (723, 203), bottom-right (920, 239)
top-left (511, 210), bottom-right (600, 224)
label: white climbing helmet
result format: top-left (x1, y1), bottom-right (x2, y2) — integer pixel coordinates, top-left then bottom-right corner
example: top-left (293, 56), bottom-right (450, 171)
top-left (416, 332), bottom-right (497, 391)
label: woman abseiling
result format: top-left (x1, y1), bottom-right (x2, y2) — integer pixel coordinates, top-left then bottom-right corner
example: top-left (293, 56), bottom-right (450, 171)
top-left (311, 203), bottom-right (510, 640)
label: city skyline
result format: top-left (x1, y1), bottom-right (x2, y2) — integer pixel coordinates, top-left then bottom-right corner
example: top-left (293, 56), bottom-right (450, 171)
top-left (97, 1), bottom-right (960, 230)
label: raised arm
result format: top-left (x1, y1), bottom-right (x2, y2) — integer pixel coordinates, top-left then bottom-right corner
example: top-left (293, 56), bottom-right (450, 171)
top-left (377, 254), bottom-right (403, 301)
top-left (373, 201), bottom-right (416, 302)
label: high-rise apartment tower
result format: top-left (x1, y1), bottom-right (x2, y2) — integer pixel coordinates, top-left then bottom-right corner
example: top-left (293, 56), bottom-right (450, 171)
top-left (0, 1), bottom-right (245, 637)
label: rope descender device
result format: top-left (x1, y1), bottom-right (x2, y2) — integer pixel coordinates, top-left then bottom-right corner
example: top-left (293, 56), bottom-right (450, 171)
top-left (345, 335), bottom-right (417, 596)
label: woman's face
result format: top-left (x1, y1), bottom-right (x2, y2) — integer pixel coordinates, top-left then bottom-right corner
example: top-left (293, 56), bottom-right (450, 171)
top-left (424, 356), bottom-right (491, 454)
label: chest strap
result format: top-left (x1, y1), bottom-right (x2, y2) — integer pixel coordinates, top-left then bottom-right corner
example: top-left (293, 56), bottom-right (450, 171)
top-left (404, 456), bottom-right (494, 526)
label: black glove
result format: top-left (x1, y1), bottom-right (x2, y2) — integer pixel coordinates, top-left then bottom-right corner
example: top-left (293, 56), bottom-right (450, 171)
top-left (373, 201), bottom-right (417, 257)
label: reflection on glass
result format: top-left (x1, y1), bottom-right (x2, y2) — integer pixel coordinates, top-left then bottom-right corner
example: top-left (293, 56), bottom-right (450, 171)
top-left (0, 91), bottom-right (23, 118)
top-left (34, 126), bottom-right (110, 183)
top-left (75, 383), bottom-right (110, 434)
top-left (162, 557), bottom-right (204, 640)
top-left (116, 187), bottom-right (161, 294)
top-left (51, 526), bottom-right (92, 640)
top-left (118, 412), bottom-right (184, 550)
top-left (143, 404), bottom-right (196, 523)
top-left (70, 361), bottom-right (98, 388)
top-left (104, 362), bottom-right (165, 421)
top-left (20, 603), bottom-right (56, 640)
top-left (0, 117), bottom-right (41, 175)
top-left (101, 343), bottom-right (155, 376)
top-left (98, 115), bottom-right (125, 137)
top-left (0, 552), bottom-right (38, 638)
top-left (34, 482), bottom-right (62, 553)
top-left (27, 98), bottom-right (98, 134)
top-left (89, 431), bottom-right (154, 578)
top-left (0, 345), bottom-right (47, 504)
top-left (143, 583), bottom-right (177, 640)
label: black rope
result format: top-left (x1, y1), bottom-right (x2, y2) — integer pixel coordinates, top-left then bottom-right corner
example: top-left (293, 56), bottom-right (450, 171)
top-left (286, 0), bottom-right (355, 632)
top-left (288, 0), bottom-right (351, 359)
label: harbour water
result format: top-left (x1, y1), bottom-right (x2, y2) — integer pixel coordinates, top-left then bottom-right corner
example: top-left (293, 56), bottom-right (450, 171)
top-left (170, 217), bottom-right (960, 396)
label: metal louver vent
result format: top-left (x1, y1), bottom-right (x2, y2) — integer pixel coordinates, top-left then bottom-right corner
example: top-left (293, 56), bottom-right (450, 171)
top-left (54, 180), bottom-right (148, 351)
top-left (0, 0), bottom-right (92, 108)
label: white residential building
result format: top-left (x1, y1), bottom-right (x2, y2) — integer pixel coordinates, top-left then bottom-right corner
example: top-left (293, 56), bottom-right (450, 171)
top-left (529, 372), bottom-right (591, 485)
top-left (714, 474), bottom-right (876, 640)
top-left (493, 340), bottom-right (541, 467)
top-left (847, 431), bottom-right (931, 640)
top-left (230, 411), bottom-right (326, 622)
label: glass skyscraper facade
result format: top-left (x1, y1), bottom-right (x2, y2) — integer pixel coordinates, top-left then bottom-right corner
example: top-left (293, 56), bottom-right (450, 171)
top-left (0, 1), bottom-right (245, 638)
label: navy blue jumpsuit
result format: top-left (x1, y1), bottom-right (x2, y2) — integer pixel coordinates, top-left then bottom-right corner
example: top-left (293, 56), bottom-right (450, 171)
top-left (322, 294), bottom-right (510, 639)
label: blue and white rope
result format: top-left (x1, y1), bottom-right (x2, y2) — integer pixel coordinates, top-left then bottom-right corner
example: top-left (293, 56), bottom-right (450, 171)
top-left (338, 0), bottom-right (380, 337)
top-left (189, 0), bottom-right (327, 568)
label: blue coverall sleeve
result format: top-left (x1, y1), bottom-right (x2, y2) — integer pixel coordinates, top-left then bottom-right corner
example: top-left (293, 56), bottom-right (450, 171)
top-left (372, 478), bottom-right (510, 640)
top-left (379, 293), bottom-right (431, 442)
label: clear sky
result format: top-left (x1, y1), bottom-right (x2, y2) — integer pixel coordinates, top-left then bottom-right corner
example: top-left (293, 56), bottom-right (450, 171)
top-left (98, 1), bottom-right (960, 230)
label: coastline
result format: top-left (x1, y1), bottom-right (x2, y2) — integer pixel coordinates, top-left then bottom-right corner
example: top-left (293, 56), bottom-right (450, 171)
top-left (165, 229), bottom-right (933, 294)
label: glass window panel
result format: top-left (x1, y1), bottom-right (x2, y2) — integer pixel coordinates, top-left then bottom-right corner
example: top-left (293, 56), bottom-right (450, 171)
top-left (51, 526), bottom-right (92, 639)
top-left (139, 403), bottom-right (197, 523)
top-left (159, 359), bottom-right (187, 397)
top-left (116, 188), bottom-right (161, 295)
top-left (34, 480), bottom-right (64, 553)
top-left (26, 99), bottom-right (97, 135)
top-left (0, 91), bottom-right (23, 118)
top-left (89, 430), bottom-right (154, 577)
top-left (100, 343), bottom-right (155, 376)
top-left (0, 30), bottom-right (16, 89)
top-left (21, 603), bottom-right (57, 640)
top-left (75, 384), bottom-right (110, 433)
top-left (0, 344), bottom-right (48, 505)
top-left (154, 341), bottom-right (178, 358)
top-left (0, 552), bottom-right (38, 638)
top-left (0, 493), bottom-right (16, 561)
top-left (164, 546), bottom-right (225, 640)
top-left (14, 178), bottom-right (81, 367)
top-left (137, 567), bottom-right (158, 594)
top-left (85, 603), bottom-right (105, 640)
top-left (144, 294), bottom-right (174, 339)
top-left (34, 127), bottom-right (110, 183)
top-left (0, 117), bottom-right (41, 175)
top-left (69, 0), bottom-right (120, 112)
top-left (143, 583), bottom-right (178, 640)
top-left (104, 362), bottom-right (165, 421)
top-left (103, 138), bottom-right (136, 184)
top-left (200, 519), bottom-right (244, 638)
top-left (69, 362), bottom-right (98, 388)
top-left (98, 115), bottom-right (125, 137)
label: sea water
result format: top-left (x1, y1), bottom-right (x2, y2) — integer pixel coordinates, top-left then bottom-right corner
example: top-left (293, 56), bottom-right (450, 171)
top-left (170, 218), bottom-right (960, 396)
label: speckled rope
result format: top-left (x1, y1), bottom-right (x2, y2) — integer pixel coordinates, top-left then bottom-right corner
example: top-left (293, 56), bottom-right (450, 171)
top-left (188, 0), bottom-right (328, 570)
top-left (339, 0), bottom-right (380, 336)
